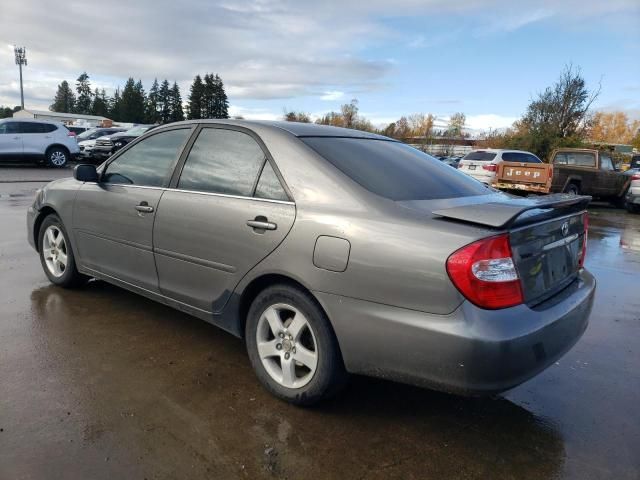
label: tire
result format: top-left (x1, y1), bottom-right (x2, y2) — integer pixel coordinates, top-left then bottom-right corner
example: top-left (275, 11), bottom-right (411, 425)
top-left (45, 146), bottom-right (69, 168)
top-left (626, 201), bottom-right (639, 214)
top-left (245, 284), bottom-right (348, 406)
top-left (564, 183), bottom-right (580, 195)
top-left (38, 214), bottom-right (88, 288)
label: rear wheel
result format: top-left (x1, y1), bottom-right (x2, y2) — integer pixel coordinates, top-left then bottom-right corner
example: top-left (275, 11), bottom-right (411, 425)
top-left (626, 201), bottom-right (639, 214)
top-left (245, 284), bottom-right (348, 405)
top-left (564, 183), bottom-right (580, 195)
top-left (45, 147), bottom-right (69, 168)
top-left (38, 215), bottom-right (88, 288)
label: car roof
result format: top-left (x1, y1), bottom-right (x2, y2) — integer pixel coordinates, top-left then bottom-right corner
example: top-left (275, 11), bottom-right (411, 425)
top-left (0, 118), bottom-right (63, 126)
top-left (467, 149), bottom-right (536, 154)
top-left (153, 119), bottom-right (394, 141)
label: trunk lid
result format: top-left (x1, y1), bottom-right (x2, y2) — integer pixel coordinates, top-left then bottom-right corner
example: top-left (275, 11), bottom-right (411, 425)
top-left (431, 194), bottom-right (590, 305)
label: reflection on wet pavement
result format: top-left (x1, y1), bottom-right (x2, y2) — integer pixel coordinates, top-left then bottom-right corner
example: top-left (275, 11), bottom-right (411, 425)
top-left (0, 195), bottom-right (638, 479)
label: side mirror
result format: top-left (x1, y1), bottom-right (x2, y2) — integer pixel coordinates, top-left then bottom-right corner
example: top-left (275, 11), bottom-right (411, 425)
top-left (74, 164), bottom-right (99, 183)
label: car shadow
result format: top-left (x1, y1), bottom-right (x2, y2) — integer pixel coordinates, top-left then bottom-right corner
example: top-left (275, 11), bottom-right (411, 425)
top-left (26, 282), bottom-right (566, 479)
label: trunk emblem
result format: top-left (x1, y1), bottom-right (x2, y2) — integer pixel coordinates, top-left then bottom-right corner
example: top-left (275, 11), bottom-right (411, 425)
top-left (561, 221), bottom-right (570, 236)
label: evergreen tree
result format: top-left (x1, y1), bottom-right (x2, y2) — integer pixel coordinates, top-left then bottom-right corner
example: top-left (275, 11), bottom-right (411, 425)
top-left (133, 80), bottom-right (147, 122)
top-left (202, 73), bottom-right (216, 119)
top-left (75, 72), bottom-right (93, 115)
top-left (91, 88), bottom-right (110, 117)
top-left (146, 78), bottom-right (160, 124)
top-left (169, 82), bottom-right (185, 122)
top-left (109, 88), bottom-right (122, 120)
top-left (50, 81), bottom-right (76, 113)
top-left (186, 75), bottom-right (204, 120)
top-left (213, 74), bottom-right (229, 119)
top-left (158, 79), bottom-right (171, 123)
top-left (119, 78), bottom-right (146, 123)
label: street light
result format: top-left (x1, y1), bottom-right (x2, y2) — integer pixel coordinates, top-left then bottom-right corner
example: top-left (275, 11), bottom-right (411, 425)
top-left (14, 46), bottom-right (27, 110)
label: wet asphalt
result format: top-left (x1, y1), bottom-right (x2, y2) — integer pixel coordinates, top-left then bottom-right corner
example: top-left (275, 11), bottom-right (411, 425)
top-left (0, 166), bottom-right (638, 480)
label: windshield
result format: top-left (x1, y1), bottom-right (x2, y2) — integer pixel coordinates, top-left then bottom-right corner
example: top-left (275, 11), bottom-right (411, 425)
top-left (463, 151), bottom-right (497, 161)
top-left (301, 137), bottom-right (490, 201)
top-left (125, 126), bottom-right (151, 136)
top-left (77, 129), bottom-right (97, 140)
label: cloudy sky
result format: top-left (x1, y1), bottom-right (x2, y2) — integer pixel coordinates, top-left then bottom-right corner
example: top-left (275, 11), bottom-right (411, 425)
top-left (1, 0), bottom-right (638, 130)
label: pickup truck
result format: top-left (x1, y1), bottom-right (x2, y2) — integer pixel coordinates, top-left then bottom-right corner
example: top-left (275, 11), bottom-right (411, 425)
top-left (491, 148), bottom-right (631, 205)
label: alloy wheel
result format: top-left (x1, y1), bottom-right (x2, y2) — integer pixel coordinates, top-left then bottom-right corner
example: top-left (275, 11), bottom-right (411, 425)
top-left (256, 303), bottom-right (318, 389)
top-left (50, 151), bottom-right (67, 166)
top-left (42, 225), bottom-right (68, 277)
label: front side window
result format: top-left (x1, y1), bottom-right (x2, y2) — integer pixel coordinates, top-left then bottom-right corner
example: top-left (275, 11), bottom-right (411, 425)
top-left (102, 129), bottom-right (190, 187)
top-left (178, 128), bottom-right (265, 196)
top-left (600, 155), bottom-right (614, 171)
top-left (0, 122), bottom-right (20, 134)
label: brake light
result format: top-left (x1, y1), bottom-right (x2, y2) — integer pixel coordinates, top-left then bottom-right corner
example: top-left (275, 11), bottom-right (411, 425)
top-left (482, 164), bottom-right (497, 172)
top-left (579, 212), bottom-right (589, 268)
top-left (67, 131), bottom-right (76, 137)
top-left (632, 174), bottom-right (640, 180)
top-left (446, 234), bottom-right (523, 309)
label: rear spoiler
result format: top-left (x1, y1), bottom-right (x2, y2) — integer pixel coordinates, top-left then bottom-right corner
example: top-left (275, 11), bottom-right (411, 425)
top-left (432, 194), bottom-right (591, 229)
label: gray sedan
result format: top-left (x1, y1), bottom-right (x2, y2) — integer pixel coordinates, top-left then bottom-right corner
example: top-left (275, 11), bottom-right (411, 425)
top-left (27, 120), bottom-right (595, 405)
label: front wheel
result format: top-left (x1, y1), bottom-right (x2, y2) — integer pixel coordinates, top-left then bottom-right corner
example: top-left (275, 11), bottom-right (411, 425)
top-left (38, 215), bottom-right (88, 288)
top-left (245, 284), bottom-right (348, 405)
top-left (46, 147), bottom-right (69, 168)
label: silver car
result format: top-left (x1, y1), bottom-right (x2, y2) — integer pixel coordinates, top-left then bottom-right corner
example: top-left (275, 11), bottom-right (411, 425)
top-left (0, 118), bottom-right (80, 167)
top-left (27, 120), bottom-right (595, 405)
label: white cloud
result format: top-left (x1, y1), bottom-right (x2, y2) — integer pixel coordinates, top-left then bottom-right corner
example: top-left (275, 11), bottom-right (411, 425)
top-left (465, 114), bottom-right (518, 131)
top-left (320, 91), bottom-right (344, 101)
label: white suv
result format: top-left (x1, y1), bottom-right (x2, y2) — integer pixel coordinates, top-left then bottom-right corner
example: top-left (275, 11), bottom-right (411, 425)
top-left (458, 149), bottom-right (542, 184)
top-left (0, 119), bottom-right (80, 168)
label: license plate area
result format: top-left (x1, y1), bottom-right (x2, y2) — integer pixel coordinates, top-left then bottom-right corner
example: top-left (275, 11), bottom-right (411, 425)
top-left (468, 165), bottom-right (476, 170)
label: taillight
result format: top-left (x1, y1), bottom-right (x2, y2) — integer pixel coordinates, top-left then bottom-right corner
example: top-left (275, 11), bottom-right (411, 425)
top-left (446, 234), bottom-right (523, 310)
top-left (632, 174), bottom-right (640, 180)
top-left (579, 212), bottom-right (589, 268)
top-left (67, 131), bottom-right (76, 137)
top-left (482, 164), bottom-right (497, 172)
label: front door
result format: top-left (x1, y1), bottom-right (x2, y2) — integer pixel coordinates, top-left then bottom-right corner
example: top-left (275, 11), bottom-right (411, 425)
top-left (153, 126), bottom-right (296, 313)
top-left (73, 127), bottom-right (192, 292)
top-left (0, 121), bottom-right (23, 161)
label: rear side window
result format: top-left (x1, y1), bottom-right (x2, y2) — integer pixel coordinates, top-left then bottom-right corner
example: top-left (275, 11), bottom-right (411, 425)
top-left (463, 151), bottom-right (497, 161)
top-left (502, 152), bottom-right (541, 163)
top-left (255, 161), bottom-right (288, 201)
top-left (553, 152), bottom-right (596, 167)
top-left (103, 129), bottom-right (190, 187)
top-left (178, 128), bottom-right (265, 196)
top-left (301, 137), bottom-right (490, 201)
top-left (20, 122), bottom-right (46, 134)
top-left (600, 155), bottom-right (614, 171)
top-left (42, 124), bottom-right (57, 133)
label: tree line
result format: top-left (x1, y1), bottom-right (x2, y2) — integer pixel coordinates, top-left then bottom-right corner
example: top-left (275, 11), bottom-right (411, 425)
top-left (49, 72), bottom-right (229, 124)
top-left (284, 65), bottom-right (640, 160)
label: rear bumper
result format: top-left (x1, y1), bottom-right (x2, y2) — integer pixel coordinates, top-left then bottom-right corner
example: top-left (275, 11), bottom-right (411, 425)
top-left (315, 269), bottom-right (595, 395)
top-left (626, 190), bottom-right (640, 205)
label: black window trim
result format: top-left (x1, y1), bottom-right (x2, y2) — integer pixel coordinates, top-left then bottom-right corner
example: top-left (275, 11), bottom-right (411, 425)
top-left (169, 124), bottom-right (294, 203)
top-left (100, 124), bottom-right (195, 188)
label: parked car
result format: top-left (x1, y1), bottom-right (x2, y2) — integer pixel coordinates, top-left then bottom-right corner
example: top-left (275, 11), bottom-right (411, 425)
top-left (91, 124), bottom-right (157, 160)
top-left (27, 120), bottom-right (595, 405)
top-left (458, 149), bottom-right (542, 184)
top-left (624, 168), bottom-right (640, 213)
top-left (630, 154), bottom-right (640, 170)
top-left (0, 118), bottom-right (79, 167)
top-left (441, 156), bottom-right (461, 168)
top-left (549, 148), bottom-right (631, 205)
top-left (66, 125), bottom-right (91, 136)
top-left (77, 128), bottom-right (128, 160)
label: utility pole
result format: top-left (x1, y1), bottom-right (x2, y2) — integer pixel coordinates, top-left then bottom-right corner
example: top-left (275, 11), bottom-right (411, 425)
top-left (14, 46), bottom-right (27, 110)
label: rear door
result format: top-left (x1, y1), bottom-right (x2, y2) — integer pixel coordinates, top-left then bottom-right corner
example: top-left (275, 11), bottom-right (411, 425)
top-left (21, 122), bottom-right (52, 158)
top-left (0, 121), bottom-right (23, 160)
top-left (73, 127), bottom-right (192, 292)
top-left (153, 126), bottom-right (296, 313)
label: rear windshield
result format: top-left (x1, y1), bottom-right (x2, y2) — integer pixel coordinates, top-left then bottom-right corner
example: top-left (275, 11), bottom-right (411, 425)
top-left (301, 137), bottom-right (490, 201)
top-left (631, 156), bottom-right (640, 169)
top-left (553, 152), bottom-right (596, 167)
top-left (462, 151), bottom-right (497, 161)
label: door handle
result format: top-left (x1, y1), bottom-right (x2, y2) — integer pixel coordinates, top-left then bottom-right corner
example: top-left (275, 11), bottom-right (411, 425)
top-left (135, 201), bottom-right (154, 213)
top-left (247, 218), bottom-right (277, 231)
